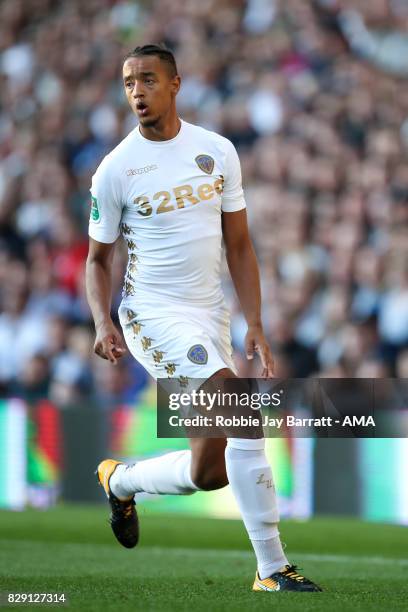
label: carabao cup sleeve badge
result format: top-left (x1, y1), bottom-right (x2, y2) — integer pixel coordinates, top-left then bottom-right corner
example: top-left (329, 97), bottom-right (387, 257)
top-left (195, 154), bottom-right (214, 175)
top-left (90, 196), bottom-right (100, 222)
top-left (187, 344), bottom-right (208, 365)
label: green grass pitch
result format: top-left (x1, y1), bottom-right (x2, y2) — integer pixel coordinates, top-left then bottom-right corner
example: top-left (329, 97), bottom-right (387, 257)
top-left (1, 505), bottom-right (407, 611)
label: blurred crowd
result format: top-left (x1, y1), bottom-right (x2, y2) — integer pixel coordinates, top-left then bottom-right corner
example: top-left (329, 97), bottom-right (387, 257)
top-left (0, 0), bottom-right (407, 402)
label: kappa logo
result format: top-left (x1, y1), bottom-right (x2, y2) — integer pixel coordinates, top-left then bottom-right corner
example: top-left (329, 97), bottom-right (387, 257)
top-left (126, 164), bottom-right (158, 176)
top-left (195, 154), bottom-right (214, 175)
top-left (187, 344), bottom-right (208, 365)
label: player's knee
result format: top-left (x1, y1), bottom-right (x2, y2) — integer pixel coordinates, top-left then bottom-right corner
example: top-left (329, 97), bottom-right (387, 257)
top-left (191, 465), bottom-right (228, 491)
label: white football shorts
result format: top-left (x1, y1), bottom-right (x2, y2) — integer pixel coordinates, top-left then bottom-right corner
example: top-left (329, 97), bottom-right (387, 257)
top-left (119, 302), bottom-right (237, 383)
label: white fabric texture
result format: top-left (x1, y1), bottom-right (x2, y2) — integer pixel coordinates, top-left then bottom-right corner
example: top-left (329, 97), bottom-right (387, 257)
top-left (121, 302), bottom-right (236, 380)
top-left (225, 439), bottom-right (288, 577)
top-left (88, 119), bottom-right (246, 310)
top-left (252, 534), bottom-right (288, 580)
top-left (110, 450), bottom-right (200, 498)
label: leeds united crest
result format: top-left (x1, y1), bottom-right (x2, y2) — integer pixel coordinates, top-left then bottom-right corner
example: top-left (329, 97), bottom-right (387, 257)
top-left (195, 154), bottom-right (214, 175)
top-left (187, 344), bottom-right (208, 365)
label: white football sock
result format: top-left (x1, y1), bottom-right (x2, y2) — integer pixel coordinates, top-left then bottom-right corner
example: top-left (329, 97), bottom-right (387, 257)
top-left (225, 438), bottom-right (288, 579)
top-left (110, 450), bottom-right (201, 499)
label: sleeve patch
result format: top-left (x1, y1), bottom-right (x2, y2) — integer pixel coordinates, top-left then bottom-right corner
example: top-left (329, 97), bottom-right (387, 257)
top-left (90, 196), bottom-right (100, 223)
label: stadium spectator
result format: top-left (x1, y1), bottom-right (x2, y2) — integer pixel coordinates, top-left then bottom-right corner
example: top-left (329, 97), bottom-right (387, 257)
top-left (0, 0), bottom-right (407, 396)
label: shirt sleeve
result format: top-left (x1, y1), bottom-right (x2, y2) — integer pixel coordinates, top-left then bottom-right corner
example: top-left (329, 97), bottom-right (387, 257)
top-left (221, 139), bottom-right (247, 213)
top-left (88, 157), bottom-right (122, 244)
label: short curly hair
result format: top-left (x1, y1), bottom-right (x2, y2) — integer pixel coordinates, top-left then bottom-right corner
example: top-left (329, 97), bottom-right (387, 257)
top-left (123, 44), bottom-right (178, 78)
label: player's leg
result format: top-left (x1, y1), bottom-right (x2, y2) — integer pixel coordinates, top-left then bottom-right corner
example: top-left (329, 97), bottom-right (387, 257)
top-left (200, 368), bottom-right (288, 577)
top-left (105, 448), bottom-right (200, 498)
top-left (96, 459), bottom-right (139, 548)
top-left (96, 311), bottom-right (234, 547)
top-left (201, 367), bottom-right (322, 592)
top-left (96, 446), bottom-right (204, 549)
top-left (189, 437), bottom-right (228, 490)
top-left (106, 309), bottom-right (240, 498)
top-left (104, 436), bottom-right (228, 498)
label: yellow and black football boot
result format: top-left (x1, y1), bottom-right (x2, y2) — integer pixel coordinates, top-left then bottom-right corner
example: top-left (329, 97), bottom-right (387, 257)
top-left (253, 564), bottom-right (323, 592)
top-left (96, 459), bottom-right (139, 549)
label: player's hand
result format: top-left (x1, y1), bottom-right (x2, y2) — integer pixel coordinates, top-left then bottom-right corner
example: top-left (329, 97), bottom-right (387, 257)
top-left (245, 324), bottom-right (275, 379)
top-left (94, 321), bottom-right (127, 365)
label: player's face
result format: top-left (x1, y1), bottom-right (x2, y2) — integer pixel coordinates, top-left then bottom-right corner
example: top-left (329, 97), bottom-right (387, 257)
top-left (123, 56), bottom-right (180, 128)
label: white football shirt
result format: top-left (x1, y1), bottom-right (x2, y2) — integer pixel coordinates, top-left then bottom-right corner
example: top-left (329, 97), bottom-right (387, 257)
top-left (88, 119), bottom-right (246, 312)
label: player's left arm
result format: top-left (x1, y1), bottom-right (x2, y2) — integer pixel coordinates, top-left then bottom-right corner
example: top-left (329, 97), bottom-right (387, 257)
top-left (222, 209), bottom-right (275, 378)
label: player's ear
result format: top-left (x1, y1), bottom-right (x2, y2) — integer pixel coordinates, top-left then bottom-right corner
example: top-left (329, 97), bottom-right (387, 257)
top-left (171, 75), bottom-right (181, 95)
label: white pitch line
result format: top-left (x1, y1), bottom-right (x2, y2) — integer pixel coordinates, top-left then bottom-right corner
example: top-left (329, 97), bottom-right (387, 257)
top-left (2, 539), bottom-right (408, 567)
top-left (294, 553), bottom-right (408, 567)
top-left (146, 546), bottom-right (408, 567)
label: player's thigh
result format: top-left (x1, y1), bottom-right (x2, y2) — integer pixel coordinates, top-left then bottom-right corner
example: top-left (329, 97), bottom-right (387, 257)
top-left (199, 367), bottom-right (264, 439)
top-left (188, 368), bottom-right (232, 469)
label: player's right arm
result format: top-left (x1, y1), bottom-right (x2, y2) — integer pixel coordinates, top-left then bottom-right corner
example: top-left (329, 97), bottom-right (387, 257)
top-left (86, 156), bottom-right (126, 364)
top-left (86, 239), bottom-right (126, 365)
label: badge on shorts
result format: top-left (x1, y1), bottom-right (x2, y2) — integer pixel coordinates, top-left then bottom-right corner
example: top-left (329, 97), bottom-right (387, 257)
top-left (195, 154), bottom-right (214, 175)
top-left (187, 344), bottom-right (208, 365)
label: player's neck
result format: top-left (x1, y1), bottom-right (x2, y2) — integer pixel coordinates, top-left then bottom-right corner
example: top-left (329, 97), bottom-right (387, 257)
top-left (139, 114), bottom-right (181, 142)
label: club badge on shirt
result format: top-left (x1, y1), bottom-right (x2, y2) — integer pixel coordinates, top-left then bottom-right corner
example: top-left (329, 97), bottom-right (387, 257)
top-left (195, 154), bottom-right (214, 175)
